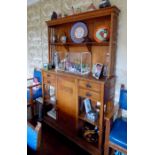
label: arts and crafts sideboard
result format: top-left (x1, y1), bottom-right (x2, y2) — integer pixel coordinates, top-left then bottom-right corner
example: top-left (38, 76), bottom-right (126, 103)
top-left (42, 6), bottom-right (119, 155)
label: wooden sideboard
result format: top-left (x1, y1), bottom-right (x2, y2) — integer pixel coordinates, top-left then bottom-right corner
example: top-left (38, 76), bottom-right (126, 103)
top-left (42, 70), bottom-right (115, 155)
top-left (42, 6), bottom-right (119, 155)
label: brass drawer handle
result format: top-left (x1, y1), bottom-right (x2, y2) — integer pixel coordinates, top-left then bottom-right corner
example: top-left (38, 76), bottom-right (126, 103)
top-left (47, 74), bottom-right (51, 77)
top-left (86, 83), bottom-right (91, 88)
top-left (86, 92), bottom-right (92, 97)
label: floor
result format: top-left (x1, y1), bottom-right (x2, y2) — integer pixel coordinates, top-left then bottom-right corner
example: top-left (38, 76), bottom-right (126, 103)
top-left (27, 122), bottom-right (90, 155)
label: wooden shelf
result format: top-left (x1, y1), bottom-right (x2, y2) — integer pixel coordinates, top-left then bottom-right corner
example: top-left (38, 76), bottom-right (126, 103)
top-left (51, 42), bottom-right (109, 51)
top-left (44, 98), bottom-right (56, 105)
top-left (43, 115), bottom-right (100, 155)
top-left (51, 42), bottom-right (109, 46)
top-left (77, 135), bottom-right (99, 149)
top-left (43, 69), bottom-right (110, 84)
top-left (46, 6), bottom-right (120, 27)
top-left (78, 114), bottom-right (99, 127)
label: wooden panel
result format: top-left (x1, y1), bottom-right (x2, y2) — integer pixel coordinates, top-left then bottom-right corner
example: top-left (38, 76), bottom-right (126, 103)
top-left (79, 88), bottom-right (101, 101)
top-left (57, 76), bottom-right (77, 133)
top-left (104, 77), bottom-right (116, 113)
top-left (92, 46), bottom-right (109, 65)
top-left (78, 79), bottom-right (101, 92)
top-left (108, 13), bottom-right (118, 76)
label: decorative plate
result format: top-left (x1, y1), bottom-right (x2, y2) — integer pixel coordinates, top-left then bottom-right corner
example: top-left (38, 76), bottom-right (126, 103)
top-left (70, 22), bottom-right (88, 43)
top-left (94, 26), bottom-right (110, 43)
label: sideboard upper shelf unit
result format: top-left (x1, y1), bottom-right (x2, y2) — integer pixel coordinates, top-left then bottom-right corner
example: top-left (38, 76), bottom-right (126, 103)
top-left (46, 6), bottom-right (120, 27)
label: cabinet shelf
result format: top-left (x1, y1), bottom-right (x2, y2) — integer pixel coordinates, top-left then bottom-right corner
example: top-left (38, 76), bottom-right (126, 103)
top-left (44, 115), bottom-right (100, 154)
top-left (51, 42), bottom-right (109, 46)
top-left (51, 42), bottom-right (109, 51)
top-left (77, 135), bottom-right (99, 149)
top-left (78, 114), bottom-right (99, 127)
top-left (44, 98), bottom-right (56, 105)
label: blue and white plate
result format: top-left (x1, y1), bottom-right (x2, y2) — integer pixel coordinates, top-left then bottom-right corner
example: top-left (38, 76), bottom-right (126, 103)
top-left (70, 22), bottom-right (88, 43)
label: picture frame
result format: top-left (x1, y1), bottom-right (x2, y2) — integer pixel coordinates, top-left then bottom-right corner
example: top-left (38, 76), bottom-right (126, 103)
top-left (84, 98), bottom-right (92, 113)
top-left (92, 63), bottom-right (103, 79)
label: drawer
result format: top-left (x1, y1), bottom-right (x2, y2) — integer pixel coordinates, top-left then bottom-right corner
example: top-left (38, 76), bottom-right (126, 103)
top-left (42, 71), bottom-right (56, 80)
top-left (44, 78), bottom-right (56, 86)
top-left (78, 80), bottom-right (100, 92)
top-left (79, 88), bottom-right (100, 101)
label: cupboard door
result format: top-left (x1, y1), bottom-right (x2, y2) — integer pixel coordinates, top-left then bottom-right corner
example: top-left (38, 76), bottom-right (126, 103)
top-left (57, 76), bottom-right (77, 133)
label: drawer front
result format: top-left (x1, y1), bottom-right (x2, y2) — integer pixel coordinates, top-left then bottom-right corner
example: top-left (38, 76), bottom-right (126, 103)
top-left (42, 71), bottom-right (56, 80)
top-left (43, 72), bottom-right (56, 85)
top-left (79, 88), bottom-right (101, 101)
top-left (78, 80), bottom-right (100, 92)
top-left (44, 77), bottom-right (56, 86)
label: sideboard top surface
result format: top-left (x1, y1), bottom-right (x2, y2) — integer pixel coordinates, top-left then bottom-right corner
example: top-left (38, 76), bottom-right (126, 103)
top-left (42, 69), bottom-right (114, 84)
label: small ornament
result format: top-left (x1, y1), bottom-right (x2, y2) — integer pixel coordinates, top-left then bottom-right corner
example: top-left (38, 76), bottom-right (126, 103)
top-left (48, 63), bottom-right (53, 70)
top-left (60, 33), bottom-right (67, 43)
top-left (94, 26), bottom-right (110, 42)
top-left (64, 13), bottom-right (68, 17)
top-left (51, 11), bottom-right (57, 20)
top-left (102, 65), bottom-right (108, 77)
top-left (87, 3), bottom-right (96, 11)
top-left (58, 13), bottom-right (62, 18)
top-left (76, 7), bottom-right (81, 14)
top-left (71, 6), bottom-right (75, 15)
top-left (70, 22), bottom-right (88, 43)
top-left (53, 52), bottom-right (60, 69)
top-left (51, 35), bottom-right (57, 43)
top-left (99, 0), bottom-right (111, 8)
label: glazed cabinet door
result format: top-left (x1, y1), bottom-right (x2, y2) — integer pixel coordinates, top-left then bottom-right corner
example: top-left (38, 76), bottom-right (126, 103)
top-left (42, 71), bottom-right (56, 103)
top-left (57, 76), bottom-right (77, 134)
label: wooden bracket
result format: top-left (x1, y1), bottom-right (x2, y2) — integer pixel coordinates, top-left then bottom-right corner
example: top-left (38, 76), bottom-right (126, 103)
top-left (64, 44), bottom-right (69, 51)
top-left (86, 44), bottom-right (92, 52)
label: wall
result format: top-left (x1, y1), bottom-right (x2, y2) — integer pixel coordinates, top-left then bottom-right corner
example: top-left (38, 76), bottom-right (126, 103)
top-left (27, 0), bottom-right (127, 102)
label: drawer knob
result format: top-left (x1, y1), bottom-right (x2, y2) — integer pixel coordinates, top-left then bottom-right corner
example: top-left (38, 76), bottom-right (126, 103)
top-left (86, 92), bottom-right (92, 97)
top-left (86, 83), bottom-right (91, 88)
top-left (47, 74), bottom-right (50, 77)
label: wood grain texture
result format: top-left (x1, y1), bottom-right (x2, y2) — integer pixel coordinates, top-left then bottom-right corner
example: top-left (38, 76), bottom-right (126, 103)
top-left (57, 76), bottom-right (77, 133)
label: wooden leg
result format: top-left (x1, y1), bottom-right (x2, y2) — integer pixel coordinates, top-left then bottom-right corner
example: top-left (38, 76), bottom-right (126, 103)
top-left (110, 148), bottom-right (115, 155)
top-left (104, 119), bottom-right (111, 155)
top-left (29, 88), bottom-right (34, 117)
top-left (31, 104), bottom-right (34, 118)
top-left (104, 145), bottom-right (109, 155)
